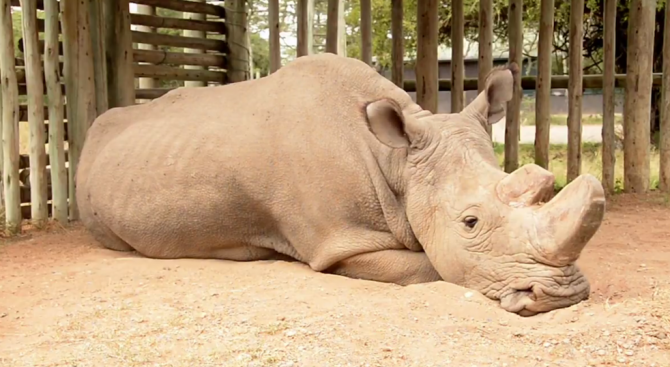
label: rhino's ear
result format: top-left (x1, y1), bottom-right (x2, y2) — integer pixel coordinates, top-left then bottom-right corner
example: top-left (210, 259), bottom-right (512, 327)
top-left (365, 98), bottom-right (412, 148)
top-left (484, 63), bottom-right (518, 124)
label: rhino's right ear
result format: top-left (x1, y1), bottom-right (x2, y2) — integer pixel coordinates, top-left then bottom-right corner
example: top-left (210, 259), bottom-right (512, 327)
top-left (365, 98), bottom-right (414, 149)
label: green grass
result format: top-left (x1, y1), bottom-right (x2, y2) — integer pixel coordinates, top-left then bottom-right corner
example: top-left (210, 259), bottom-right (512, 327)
top-left (519, 112), bottom-right (624, 126)
top-left (492, 142), bottom-right (661, 193)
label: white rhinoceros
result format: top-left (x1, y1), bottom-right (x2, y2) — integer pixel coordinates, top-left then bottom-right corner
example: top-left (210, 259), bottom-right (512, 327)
top-left (75, 53), bottom-right (605, 316)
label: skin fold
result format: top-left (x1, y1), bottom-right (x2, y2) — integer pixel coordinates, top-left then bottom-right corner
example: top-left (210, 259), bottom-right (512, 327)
top-left (75, 53), bottom-right (606, 316)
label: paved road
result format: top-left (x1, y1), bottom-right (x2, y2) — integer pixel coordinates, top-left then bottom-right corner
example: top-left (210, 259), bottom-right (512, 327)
top-left (491, 124), bottom-right (605, 144)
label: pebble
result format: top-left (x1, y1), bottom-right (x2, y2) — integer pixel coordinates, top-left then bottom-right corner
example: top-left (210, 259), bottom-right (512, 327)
top-left (284, 329), bottom-right (297, 337)
top-left (464, 292), bottom-right (473, 298)
top-left (597, 350), bottom-right (606, 356)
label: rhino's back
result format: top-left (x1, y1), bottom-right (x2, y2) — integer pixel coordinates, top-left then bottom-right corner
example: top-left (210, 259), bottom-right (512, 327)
top-left (78, 57), bottom-right (399, 262)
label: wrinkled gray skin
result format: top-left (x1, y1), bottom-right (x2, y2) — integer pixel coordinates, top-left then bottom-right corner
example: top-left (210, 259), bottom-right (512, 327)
top-left (76, 53), bottom-right (605, 316)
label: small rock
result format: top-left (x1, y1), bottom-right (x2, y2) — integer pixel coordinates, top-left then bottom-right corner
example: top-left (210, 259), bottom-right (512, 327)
top-left (464, 292), bottom-right (474, 298)
top-left (543, 342), bottom-right (551, 348)
top-left (597, 350), bottom-right (606, 356)
top-left (285, 329), bottom-right (297, 337)
top-left (625, 350), bottom-right (634, 356)
top-left (279, 361), bottom-right (295, 367)
top-left (0, 313), bottom-right (7, 318)
top-left (617, 357), bottom-right (626, 363)
top-left (381, 346), bottom-right (393, 352)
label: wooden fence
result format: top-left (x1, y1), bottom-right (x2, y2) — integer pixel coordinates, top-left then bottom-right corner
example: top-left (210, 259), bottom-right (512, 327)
top-left (0, 0), bottom-right (241, 235)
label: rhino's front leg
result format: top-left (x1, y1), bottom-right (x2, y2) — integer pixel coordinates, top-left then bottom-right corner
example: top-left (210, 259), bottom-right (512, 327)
top-left (324, 249), bottom-right (442, 285)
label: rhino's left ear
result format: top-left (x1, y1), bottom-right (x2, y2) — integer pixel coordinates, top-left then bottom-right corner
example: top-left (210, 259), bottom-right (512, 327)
top-left (365, 98), bottom-right (419, 149)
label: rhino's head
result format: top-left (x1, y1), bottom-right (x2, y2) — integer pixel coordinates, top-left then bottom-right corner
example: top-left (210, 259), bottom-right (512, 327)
top-left (364, 64), bottom-right (605, 316)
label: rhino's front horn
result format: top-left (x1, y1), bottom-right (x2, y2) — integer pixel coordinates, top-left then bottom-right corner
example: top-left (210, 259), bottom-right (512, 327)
top-left (532, 174), bottom-right (606, 266)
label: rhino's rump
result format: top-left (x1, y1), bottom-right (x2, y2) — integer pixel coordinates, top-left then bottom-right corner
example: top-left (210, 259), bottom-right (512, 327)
top-left (79, 80), bottom-right (394, 263)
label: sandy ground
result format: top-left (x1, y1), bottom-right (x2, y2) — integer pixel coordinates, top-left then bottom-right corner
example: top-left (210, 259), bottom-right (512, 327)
top-left (1, 193), bottom-right (669, 367)
top-left (491, 124), bottom-right (606, 144)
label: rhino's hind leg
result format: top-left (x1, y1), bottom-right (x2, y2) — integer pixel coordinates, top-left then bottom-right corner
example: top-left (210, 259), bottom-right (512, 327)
top-left (85, 217), bottom-right (134, 252)
top-left (324, 249), bottom-right (442, 286)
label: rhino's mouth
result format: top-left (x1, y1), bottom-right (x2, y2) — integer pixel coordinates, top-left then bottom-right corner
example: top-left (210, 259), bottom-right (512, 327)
top-left (498, 272), bottom-right (591, 317)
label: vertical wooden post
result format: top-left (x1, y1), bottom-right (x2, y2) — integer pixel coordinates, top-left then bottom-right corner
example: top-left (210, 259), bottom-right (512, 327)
top-left (451, 0), bottom-right (464, 113)
top-left (105, 0), bottom-right (135, 107)
top-left (566, 0), bottom-right (584, 182)
top-left (0, 0), bottom-right (21, 234)
top-left (21, 0), bottom-right (48, 228)
top-left (360, 0), bottom-right (372, 65)
top-left (534, 0), bottom-right (554, 169)
top-left (62, 0), bottom-right (97, 220)
top-left (325, 0), bottom-right (339, 54)
top-left (623, 0), bottom-right (656, 193)
top-left (337, 0), bottom-right (346, 56)
top-left (297, 0), bottom-right (314, 57)
top-left (602, 0), bottom-right (616, 194)
top-left (226, 0), bottom-right (250, 82)
top-left (478, 0), bottom-right (492, 136)
top-left (269, 0), bottom-right (281, 73)
top-left (90, 0), bottom-right (108, 113)
top-left (504, 0), bottom-right (522, 173)
top-left (391, 0), bottom-right (403, 88)
top-left (44, 0), bottom-right (68, 224)
top-left (660, 0), bottom-right (670, 192)
top-left (184, 1), bottom-right (207, 86)
top-left (136, 4), bottom-right (157, 92)
top-left (416, 0), bottom-right (438, 113)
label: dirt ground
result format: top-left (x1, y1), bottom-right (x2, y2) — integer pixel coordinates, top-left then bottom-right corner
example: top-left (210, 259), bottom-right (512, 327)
top-left (1, 194), bottom-right (669, 367)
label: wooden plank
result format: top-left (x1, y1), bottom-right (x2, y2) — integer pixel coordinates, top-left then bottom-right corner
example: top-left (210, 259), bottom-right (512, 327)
top-left (391, 0), bottom-right (403, 88)
top-left (137, 4), bottom-right (158, 94)
top-left (360, 0), bottom-right (372, 65)
top-left (134, 64), bottom-right (227, 82)
top-left (106, 0), bottom-right (136, 108)
top-left (602, 0), bottom-right (617, 195)
top-left (661, 0), bottom-right (670, 192)
top-left (451, 0), bottom-right (464, 113)
top-left (135, 88), bottom-right (174, 99)
top-left (566, 0), bottom-right (584, 183)
top-left (90, 0), bottom-right (109, 115)
top-left (269, 0), bottom-right (281, 73)
top-left (225, 0), bottom-right (249, 82)
top-left (623, 0), bottom-right (656, 193)
top-left (21, 0), bottom-right (49, 227)
top-left (130, 13), bottom-right (227, 34)
top-left (416, 0), bottom-right (438, 113)
top-left (504, 0), bottom-right (523, 173)
top-left (478, 0), bottom-right (492, 136)
top-left (325, 0), bottom-right (339, 54)
top-left (131, 0), bottom-right (226, 18)
top-left (133, 49), bottom-right (226, 68)
top-left (132, 30), bottom-right (228, 53)
top-left (534, 0), bottom-right (554, 169)
top-left (296, 0), bottom-right (314, 57)
top-left (0, 0), bottom-right (22, 234)
top-left (183, 1), bottom-right (207, 88)
top-left (62, 0), bottom-right (97, 220)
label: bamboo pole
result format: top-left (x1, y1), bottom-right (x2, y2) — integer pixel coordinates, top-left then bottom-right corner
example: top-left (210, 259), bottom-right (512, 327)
top-left (360, 0), bottom-right (371, 65)
top-left (62, 0), bottom-right (97, 220)
top-left (478, 0), bottom-right (492, 136)
top-left (105, 0), bottom-right (136, 108)
top-left (137, 5), bottom-right (158, 93)
top-left (43, 0), bottom-right (68, 223)
top-left (225, 0), bottom-right (250, 82)
top-left (566, 0), bottom-right (584, 182)
top-left (661, 0), bottom-right (670, 192)
top-left (0, 0), bottom-right (21, 234)
top-left (134, 64), bottom-right (227, 82)
top-left (269, 0), bottom-right (281, 73)
top-left (504, 0), bottom-right (522, 173)
top-left (132, 0), bottom-right (225, 17)
top-left (623, 0), bottom-right (656, 193)
top-left (296, 0), bottom-right (314, 57)
top-left (184, 1), bottom-right (207, 87)
top-left (89, 0), bottom-right (108, 115)
top-left (451, 0), bottom-right (464, 113)
top-left (391, 0), bottom-right (403, 88)
top-left (325, 0), bottom-right (339, 54)
top-left (133, 49), bottom-right (226, 67)
top-left (602, 0), bottom-right (616, 195)
top-left (20, 0), bottom-right (48, 227)
top-left (416, 0), bottom-right (438, 113)
top-left (534, 0), bottom-right (554, 169)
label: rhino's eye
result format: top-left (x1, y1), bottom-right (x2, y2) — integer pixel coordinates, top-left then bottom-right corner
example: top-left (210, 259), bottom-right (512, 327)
top-left (463, 216), bottom-right (478, 229)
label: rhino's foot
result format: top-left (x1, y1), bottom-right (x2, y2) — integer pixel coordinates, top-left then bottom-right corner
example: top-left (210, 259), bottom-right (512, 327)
top-left (324, 249), bottom-right (442, 285)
